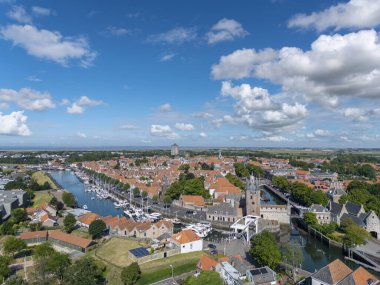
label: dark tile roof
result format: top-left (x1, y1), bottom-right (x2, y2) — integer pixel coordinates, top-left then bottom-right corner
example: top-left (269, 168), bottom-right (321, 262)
top-left (345, 202), bottom-right (362, 216)
top-left (329, 202), bottom-right (343, 216)
top-left (341, 213), bottom-right (365, 227)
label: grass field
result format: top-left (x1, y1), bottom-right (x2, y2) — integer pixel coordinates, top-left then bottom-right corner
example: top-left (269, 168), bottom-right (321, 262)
top-left (95, 237), bottom-right (144, 267)
top-left (94, 237), bottom-right (204, 285)
top-left (32, 191), bottom-right (52, 208)
top-left (32, 171), bottom-right (57, 189)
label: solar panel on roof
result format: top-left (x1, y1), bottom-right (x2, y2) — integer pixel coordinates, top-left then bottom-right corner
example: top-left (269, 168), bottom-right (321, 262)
top-left (260, 268), bottom-right (268, 274)
top-left (129, 247), bottom-right (150, 257)
top-left (251, 269), bottom-right (260, 275)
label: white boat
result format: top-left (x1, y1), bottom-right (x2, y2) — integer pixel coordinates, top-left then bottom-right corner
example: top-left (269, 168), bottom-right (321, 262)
top-left (91, 197), bottom-right (95, 200)
top-left (82, 205), bottom-right (88, 210)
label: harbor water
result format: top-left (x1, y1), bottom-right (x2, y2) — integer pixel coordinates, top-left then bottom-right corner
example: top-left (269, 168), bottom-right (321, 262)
top-left (50, 170), bottom-right (124, 217)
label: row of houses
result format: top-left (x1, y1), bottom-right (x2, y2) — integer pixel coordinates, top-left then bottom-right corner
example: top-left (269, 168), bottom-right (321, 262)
top-left (76, 212), bottom-right (174, 239)
top-left (19, 230), bottom-right (95, 252)
top-left (308, 201), bottom-right (380, 239)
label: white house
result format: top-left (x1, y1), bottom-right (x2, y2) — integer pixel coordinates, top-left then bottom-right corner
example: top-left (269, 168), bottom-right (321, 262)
top-left (171, 229), bottom-right (203, 254)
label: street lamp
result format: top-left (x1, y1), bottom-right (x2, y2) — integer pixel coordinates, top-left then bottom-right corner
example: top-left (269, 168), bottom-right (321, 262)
top-left (169, 264), bottom-right (173, 279)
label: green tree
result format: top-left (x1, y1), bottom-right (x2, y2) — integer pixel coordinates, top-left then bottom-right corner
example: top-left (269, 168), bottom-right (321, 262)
top-left (64, 257), bottom-right (104, 285)
top-left (121, 262), bottom-right (141, 285)
top-left (304, 212), bottom-right (318, 227)
top-left (0, 220), bottom-right (15, 236)
top-left (281, 242), bottom-right (304, 269)
top-left (152, 195), bottom-right (158, 202)
top-left (47, 251), bottom-right (71, 281)
top-left (185, 270), bottom-right (224, 285)
top-left (178, 164), bottom-right (190, 171)
top-left (310, 190), bottom-right (328, 206)
top-left (62, 192), bottom-right (76, 208)
top-left (0, 256), bottom-right (11, 281)
top-left (250, 231), bottom-right (281, 268)
top-left (63, 213), bottom-right (77, 233)
top-left (341, 218), bottom-right (370, 247)
top-left (3, 236), bottom-right (27, 257)
top-left (142, 191), bottom-right (148, 199)
top-left (133, 187), bottom-right (140, 197)
top-left (4, 276), bottom-right (28, 285)
top-left (50, 196), bottom-right (58, 207)
top-left (225, 173), bottom-right (245, 190)
top-left (11, 208), bottom-right (26, 223)
top-left (88, 219), bottom-right (106, 239)
top-left (163, 196), bottom-right (172, 206)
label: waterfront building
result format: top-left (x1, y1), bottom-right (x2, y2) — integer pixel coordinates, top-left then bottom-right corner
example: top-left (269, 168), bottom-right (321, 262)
top-left (171, 144), bottom-right (179, 156)
top-left (0, 189), bottom-right (28, 222)
top-left (308, 204), bottom-right (331, 225)
top-left (328, 201), bottom-right (380, 239)
top-left (77, 212), bottom-right (100, 228)
top-left (206, 203), bottom-right (239, 223)
top-left (174, 195), bottom-right (205, 211)
top-left (171, 229), bottom-right (203, 254)
top-left (217, 262), bottom-right (241, 285)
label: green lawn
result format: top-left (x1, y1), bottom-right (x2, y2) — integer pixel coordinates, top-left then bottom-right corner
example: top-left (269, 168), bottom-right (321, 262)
top-left (32, 191), bottom-right (52, 208)
top-left (95, 237), bottom-right (145, 267)
top-left (32, 171), bottom-right (57, 189)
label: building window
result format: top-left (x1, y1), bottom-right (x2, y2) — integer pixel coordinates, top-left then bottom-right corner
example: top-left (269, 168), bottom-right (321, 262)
top-left (190, 243), bottom-right (193, 249)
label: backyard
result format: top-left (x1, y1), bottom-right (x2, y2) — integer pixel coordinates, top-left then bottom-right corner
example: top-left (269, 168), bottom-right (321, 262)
top-left (93, 237), bottom-right (204, 285)
top-left (32, 191), bottom-right (52, 208)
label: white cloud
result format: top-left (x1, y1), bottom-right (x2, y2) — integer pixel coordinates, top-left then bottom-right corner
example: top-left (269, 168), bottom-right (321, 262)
top-left (158, 103), bottom-right (172, 112)
top-left (67, 103), bottom-right (84, 114)
top-left (199, 132), bottom-right (207, 138)
top-left (288, 0), bottom-right (380, 32)
top-left (77, 132), bottom-right (87, 138)
top-left (159, 53), bottom-right (175, 62)
top-left (27, 75), bottom-right (42, 82)
top-left (212, 30), bottom-right (380, 107)
top-left (193, 112), bottom-right (213, 119)
top-left (211, 48), bottom-right (276, 80)
top-left (206, 18), bottom-right (248, 44)
top-left (66, 96), bottom-right (103, 114)
top-left (106, 26), bottom-right (128, 36)
top-left (7, 6), bottom-right (32, 23)
top-left (32, 6), bottom-right (51, 16)
top-left (343, 107), bottom-right (380, 121)
top-left (0, 88), bottom-right (55, 111)
top-left (217, 82), bottom-right (307, 132)
top-left (175, 123), bottom-right (195, 131)
top-left (0, 111), bottom-right (31, 136)
top-left (150, 125), bottom-right (179, 139)
top-left (306, 129), bottom-right (330, 138)
top-left (0, 24), bottom-right (97, 67)
top-left (119, 124), bottom-right (138, 130)
top-left (259, 135), bottom-right (288, 142)
top-left (147, 27), bottom-right (197, 44)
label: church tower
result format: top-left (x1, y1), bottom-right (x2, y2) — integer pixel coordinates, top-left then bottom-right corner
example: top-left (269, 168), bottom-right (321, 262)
top-left (245, 175), bottom-right (261, 216)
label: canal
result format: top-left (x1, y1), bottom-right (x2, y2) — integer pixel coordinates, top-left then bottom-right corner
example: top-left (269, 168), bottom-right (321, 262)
top-left (52, 170), bottom-right (378, 276)
top-left (50, 170), bottom-right (124, 217)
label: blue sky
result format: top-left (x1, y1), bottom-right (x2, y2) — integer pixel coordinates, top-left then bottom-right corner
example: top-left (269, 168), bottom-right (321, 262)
top-left (0, 0), bottom-right (380, 148)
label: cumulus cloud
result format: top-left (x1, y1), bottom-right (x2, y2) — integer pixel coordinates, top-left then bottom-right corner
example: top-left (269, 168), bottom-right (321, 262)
top-left (212, 30), bottom-right (380, 107)
top-left (0, 24), bottom-right (97, 67)
top-left (150, 125), bottom-right (179, 139)
top-left (0, 88), bottom-right (55, 111)
top-left (217, 82), bottom-right (307, 132)
top-left (343, 107), bottom-right (380, 121)
top-left (259, 135), bottom-right (288, 142)
top-left (119, 124), bottom-right (138, 130)
top-left (27, 75), bottom-right (42, 82)
top-left (32, 6), bottom-right (51, 16)
top-left (159, 53), bottom-right (175, 62)
top-left (106, 26), bottom-right (128, 36)
top-left (192, 112), bottom-right (213, 119)
top-left (158, 103), bottom-right (172, 112)
top-left (175, 123), bottom-right (195, 131)
top-left (199, 132), bottom-right (207, 138)
top-left (0, 111), bottom-right (31, 136)
top-left (147, 27), bottom-right (197, 44)
top-left (306, 129), bottom-right (330, 139)
top-left (65, 96), bottom-right (103, 114)
top-left (288, 0), bottom-right (380, 32)
top-left (206, 18), bottom-right (248, 44)
top-left (7, 6), bottom-right (32, 23)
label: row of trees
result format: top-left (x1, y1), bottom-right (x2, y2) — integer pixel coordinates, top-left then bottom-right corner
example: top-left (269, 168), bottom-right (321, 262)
top-left (271, 176), bottom-right (328, 206)
top-left (234, 162), bottom-right (265, 178)
top-left (164, 173), bottom-right (210, 200)
top-left (225, 173), bottom-right (245, 190)
top-left (320, 160), bottom-right (377, 179)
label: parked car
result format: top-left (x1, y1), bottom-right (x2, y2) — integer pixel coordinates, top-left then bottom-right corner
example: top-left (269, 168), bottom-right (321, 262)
top-left (208, 244), bottom-right (217, 249)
